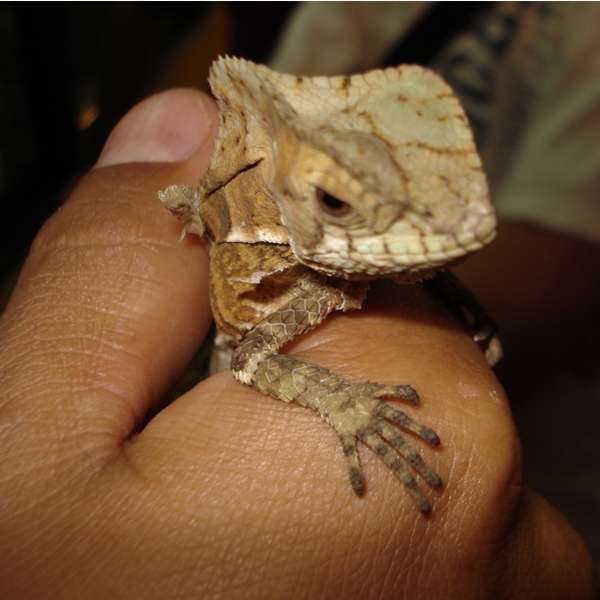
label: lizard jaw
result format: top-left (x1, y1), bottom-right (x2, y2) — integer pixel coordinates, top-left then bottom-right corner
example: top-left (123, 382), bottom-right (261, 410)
top-left (291, 211), bottom-right (496, 278)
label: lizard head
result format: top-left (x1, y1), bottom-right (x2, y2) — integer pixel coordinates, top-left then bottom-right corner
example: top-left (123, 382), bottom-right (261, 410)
top-left (209, 58), bottom-right (496, 279)
top-left (270, 123), bottom-right (496, 280)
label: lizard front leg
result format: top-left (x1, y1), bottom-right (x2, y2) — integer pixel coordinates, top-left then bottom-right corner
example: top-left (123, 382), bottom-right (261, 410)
top-left (231, 277), bottom-right (442, 513)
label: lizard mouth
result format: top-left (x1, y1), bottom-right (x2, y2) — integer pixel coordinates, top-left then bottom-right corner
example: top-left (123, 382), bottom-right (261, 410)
top-left (296, 211), bottom-right (497, 278)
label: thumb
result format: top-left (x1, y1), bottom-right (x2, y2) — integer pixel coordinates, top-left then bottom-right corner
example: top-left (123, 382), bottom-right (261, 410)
top-left (97, 87), bottom-right (216, 167)
top-left (1, 89), bottom-right (218, 452)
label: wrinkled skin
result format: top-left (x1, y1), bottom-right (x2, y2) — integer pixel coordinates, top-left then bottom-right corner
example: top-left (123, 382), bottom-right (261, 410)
top-left (0, 89), bottom-right (594, 600)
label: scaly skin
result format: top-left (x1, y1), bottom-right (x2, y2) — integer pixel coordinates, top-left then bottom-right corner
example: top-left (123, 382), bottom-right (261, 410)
top-left (229, 275), bottom-right (442, 512)
top-left (159, 56), bottom-right (500, 513)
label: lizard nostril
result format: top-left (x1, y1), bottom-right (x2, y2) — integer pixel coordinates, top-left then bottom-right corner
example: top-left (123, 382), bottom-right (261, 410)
top-left (316, 188), bottom-right (353, 217)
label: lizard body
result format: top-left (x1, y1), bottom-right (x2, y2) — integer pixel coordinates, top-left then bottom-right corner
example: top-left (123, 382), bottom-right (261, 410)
top-left (159, 56), bottom-right (497, 513)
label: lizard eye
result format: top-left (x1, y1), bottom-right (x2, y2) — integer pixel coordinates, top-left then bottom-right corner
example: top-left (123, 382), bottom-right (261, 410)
top-left (316, 188), bottom-right (353, 217)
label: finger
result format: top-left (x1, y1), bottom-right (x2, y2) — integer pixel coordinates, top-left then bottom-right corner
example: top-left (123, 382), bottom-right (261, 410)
top-left (97, 87), bottom-right (216, 167)
top-left (501, 489), bottom-right (595, 598)
top-left (0, 89), bottom-right (218, 450)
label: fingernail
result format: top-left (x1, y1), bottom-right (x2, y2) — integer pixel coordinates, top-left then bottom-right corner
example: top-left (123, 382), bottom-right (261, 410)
top-left (96, 89), bottom-right (214, 167)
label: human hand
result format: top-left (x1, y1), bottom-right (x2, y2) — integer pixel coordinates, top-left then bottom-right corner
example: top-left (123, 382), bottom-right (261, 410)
top-left (0, 89), bottom-right (594, 599)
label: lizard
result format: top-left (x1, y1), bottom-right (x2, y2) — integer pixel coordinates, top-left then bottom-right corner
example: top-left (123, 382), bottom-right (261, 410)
top-left (159, 56), bottom-right (499, 514)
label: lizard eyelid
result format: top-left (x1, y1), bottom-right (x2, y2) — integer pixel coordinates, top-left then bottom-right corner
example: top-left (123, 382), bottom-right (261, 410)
top-left (315, 188), bottom-right (353, 218)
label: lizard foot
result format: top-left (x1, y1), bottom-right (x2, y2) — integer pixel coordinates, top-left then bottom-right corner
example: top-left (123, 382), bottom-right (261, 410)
top-left (253, 355), bottom-right (442, 513)
top-left (332, 385), bottom-right (442, 514)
